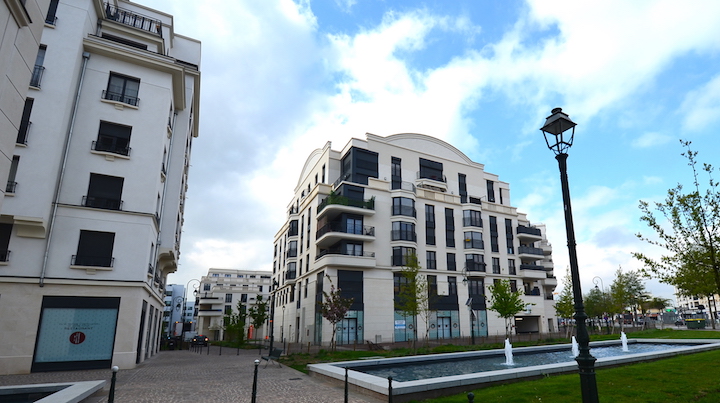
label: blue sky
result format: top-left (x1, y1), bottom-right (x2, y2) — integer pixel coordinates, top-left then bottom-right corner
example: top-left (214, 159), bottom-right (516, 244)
top-left (139, 0), bottom-right (720, 302)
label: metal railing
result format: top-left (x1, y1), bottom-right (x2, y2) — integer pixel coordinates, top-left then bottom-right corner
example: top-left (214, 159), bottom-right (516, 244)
top-left (0, 250), bottom-right (10, 262)
top-left (148, 264), bottom-right (154, 274)
top-left (316, 223), bottom-right (375, 238)
top-left (17, 121), bottom-right (30, 144)
top-left (316, 249), bottom-right (375, 260)
top-left (104, 3), bottom-right (162, 37)
top-left (317, 195), bottom-right (375, 214)
top-left (92, 140), bottom-right (131, 157)
top-left (6, 181), bottom-right (17, 194)
top-left (416, 171), bottom-right (447, 183)
top-left (390, 230), bottom-right (416, 242)
top-left (102, 90), bottom-right (140, 107)
top-left (30, 65), bottom-right (45, 88)
top-left (517, 225), bottom-right (542, 237)
top-left (391, 181), bottom-right (416, 193)
top-left (518, 246), bottom-right (544, 256)
top-left (72, 254), bottom-right (114, 267)
top-left (465, 262), bottom-right (486, 272)
top-left (83, 195), bottom-right (123, 210)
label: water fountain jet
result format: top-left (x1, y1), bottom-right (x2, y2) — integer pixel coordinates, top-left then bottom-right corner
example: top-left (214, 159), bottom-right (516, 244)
top-left (621, 332), bottom-right (629, 352)
top-left (572, 336), bottom-right (579, 357)
top-left (504, 338), bottom-right (514, 365)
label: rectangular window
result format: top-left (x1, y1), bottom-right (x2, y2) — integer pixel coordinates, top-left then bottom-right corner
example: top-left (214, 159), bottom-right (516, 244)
top-left (392, 221), bottom-right (416, 241)
top-left (506, 218), bottom-right (514, 254)
top-left (0, 223), bottom-right (12, 262)
top-left (17, 97), bottom-right (33, 144)
top-left (322, 165), bottom-right (325, 183)
top-left (446, 253), bottom-right (456, 271)
top-left (345, 242), bottom-right (363, 256)
top-left (463, 210), bottom-right (482, 227)
top-left (74, 230), bottom-right (115, 267)
top-left (489, 216), bottom-right (499, 252)
top-left (425, 204), bottom-right (436, 245)
top-left (95, 121), bottom-right (131, 156)
top-left (486, 180), bottom-right (496, 203)
top-left (391, 157), bottom-right (402, 189)
top-left (286, 241), bottom-right (297, 258)
top-left (419, 158), bottom-right (444, 182)
top-left (508, 259), bottom-right (516, 275)
top-left (426, 251), bottom-right (436, 270)
top-left (30, 45), bottom-right (46, 88)
top-left (465, 253), bottom-right (485, 272)
top-left (510, 280), bottom-right (518, 293)
top-left (492, 257), bottom-right (501, 274)
top-left (46, 0), bottom-right (59, 24)
top-left (7, 156), bottom-right (19, 194)
top-left (427, 275), bottom-right (438, 297)
top-left (105, 73), bottom-right (140, 106)
top-left (392, 197), bottom-right (416, 217)
top-left (463, 231), bottom-right (484, 250)
top-left (203, 283), bottom-right (210, 291)
top-left (468, 278), bottom-right (484, 297)
top-left (225, 305), bottom-right (232, 315)
top-left (458, 173), bottom-right (467, 203)
top-left (288, 220), bottom-right (298, 236)
top-left (286, 262), bottom-right (297, 280)
top-left (445, 208), bottom-right (455, 247)
top-left (225, 294), bottom-right (232, 303)
top-left (84, 173), bottom-right (124, 210)
top-left (448, 276), bottom-right (457, 295)
top-left (392, 246), bottom-right (416, 266)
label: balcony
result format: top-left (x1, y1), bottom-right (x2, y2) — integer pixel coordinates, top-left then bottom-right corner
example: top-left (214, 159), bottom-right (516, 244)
top-left (524, 288), bottom-right (541, 297)
top-left (102, 90), bottom-right (140, 107)
top-left (30, 65), bottom-right (44, 88)
top-left (92, 140), bottom-right (131, 157)
top-left (316, 223), bottom-right (375, 248)
top-left (317, 195), bottom-right (375, 218)
top-left (6, 181), bottom-right (17, 194)
top-left (197, 309), bottom-right (223, 317)
top-left (465, 262), bottom-right (486, 272)
top-left (391, 181), bottom-right (416, 193)
top-left (519, 264), bottom-right (547, 279)
top-left (517, 225), bottom-right (542, 241)
top-left (83, 196), bottom-right (123, 210)
top-left (518, 246), bottom-right (544, 261)
top-left (315, 249), bottom-right (375, 269)
top-left (104, 3), bottom-right (163, 37)
top-left (71, 254), bottom-right (114, 268)
top-left (461, 195), bottom-right (484, 206)
top-left (415, 171), bottom-right (448, 192)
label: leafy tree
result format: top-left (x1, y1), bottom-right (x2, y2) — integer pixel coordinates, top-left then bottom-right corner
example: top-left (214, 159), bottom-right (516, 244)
top-left (584, 287), bottom-right (610, 333)
top-left (633, 140), bottom-right (720, 328)
top-left (554, 268), bottom-right (575, 338)
top-left (394, 252), bottom-right (432, 349)
top-left (609, 267), bottom-right (646, 329)
top-left (248, 295), bottom-right (269, 340)
top-left (223, 301), bottom-right (246, 346)
top-left (488, 279), bottom-right (528, 340)
top-left (319, 275), bottom-right (354, 351)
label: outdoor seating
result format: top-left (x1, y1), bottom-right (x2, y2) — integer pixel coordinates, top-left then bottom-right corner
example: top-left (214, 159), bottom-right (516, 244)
top-left (261, 348), bottom-right (283, 367)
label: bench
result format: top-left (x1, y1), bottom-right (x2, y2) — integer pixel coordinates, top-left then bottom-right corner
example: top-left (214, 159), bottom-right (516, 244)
top-left (261, 348), bottom-right (283, 367)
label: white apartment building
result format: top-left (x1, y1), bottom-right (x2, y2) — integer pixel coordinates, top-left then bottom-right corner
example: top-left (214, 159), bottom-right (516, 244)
top-left (1, 0), bottom-right (50, 208)
top-left (0, 0), bottom-right (200, 374)
top-left (272, 133), bottom-right (557, 346)
top-left (163, 284), bottom-right (195, 338)
top-left (197, 269), bottom-right (272, 342)
top-left (676, 293), bottom-right (718, 320)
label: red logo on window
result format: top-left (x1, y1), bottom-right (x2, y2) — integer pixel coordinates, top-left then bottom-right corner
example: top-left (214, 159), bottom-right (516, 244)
top-left (69, 332), bottom-right (86, 344)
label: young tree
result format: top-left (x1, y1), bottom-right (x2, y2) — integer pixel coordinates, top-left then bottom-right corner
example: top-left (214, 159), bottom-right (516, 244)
top-left (609, 267), bottom-right (646, 330)
top-left (554, 268), bottom-right (575, 338)
top-left (223, 301), bottom-right (246, 346)
top-left (634, 140), bottom-right (720, 329)
top-left (488, 279), bottom-right (528, 340)
top-left (584, 287), bottom-right (608, 333)
top-left (248, 295), bottom-right (269, 341)
top-left (394, 252), bottom-right (432, 349)
top-left (319, 275), bottom-right (354, 351)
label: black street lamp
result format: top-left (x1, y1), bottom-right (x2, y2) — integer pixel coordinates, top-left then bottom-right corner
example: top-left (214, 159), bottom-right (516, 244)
top-left (268, 279), bottom-right (278, 353)
top-left (180, 279), bottom-right (200, 350)
top-left (540, 107), bottom-right (598, 403)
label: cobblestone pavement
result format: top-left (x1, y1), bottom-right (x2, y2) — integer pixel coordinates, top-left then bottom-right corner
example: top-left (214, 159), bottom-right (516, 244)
top-left (0, 346), bottom-right (384, 402)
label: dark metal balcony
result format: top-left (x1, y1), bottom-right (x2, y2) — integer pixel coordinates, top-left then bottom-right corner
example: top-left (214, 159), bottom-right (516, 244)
top-left (30, 65), bottom-right (44, 88)
top-left (316, 249), bottom-right (375, 260)
top-left (6, 181), bottom-right (17, 194)
top-left (104, 3), bottom-right (162, 37)
top-left (316, 223), bottom-right (375, 238)
top-left (524, 288), bottom-right (541, 296)
top-left (83, 196), bottom-right (123, 210)
top-left (517, 225), bottom-right (542, 237)
top-left (102, 89), bottom-right (140, 106)
top-left (72, 254), bottom-right (114, 267)
top-left (317, 195), bottom-right (375, 213)
top-left (520, 264), bottom-right (545, 271)
top-left (465, 262), bottom-right (486, 272)
top-left (518, 246), bottom-right (544, 256)
top-left (391, 229), bottom-right (416, 242)
top-left (92, 140), bottom-right (131, 157)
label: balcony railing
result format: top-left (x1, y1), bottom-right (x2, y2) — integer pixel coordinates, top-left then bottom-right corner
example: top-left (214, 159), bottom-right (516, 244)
top-left (518, 246), bottom-right (544, 256)
top-left (465, 262), bottom-right (486, 272)
top-left (17, 121), bottom-right (30, 144)
top-left (520, 264), bottom-right (545, 271)
top-left (464, 239), bottom-right (484, 250)
top-left (6, 181), bottom-right (17, 194)
top-left (332, 173), bottom-right (352, 189)
top-left (517, 225), bottom-right (542, 237)
top-left (316, 249), bottom-right (375, 260)
top-left (148, 264), bottom-right (154, 274)
top-left (83, 196), bottom-right (123, 210)
top-left (317, 195), bottom-right (375, 214)
top-left (391, 230), bottom-right (417, 242)
top-left (391, 205), bottom-right (416, 217)
top-left (391, 181), bottom-right (416, 193)
top-left (524, 288), bottom-right (541, 296)
top-left (30, 65), bottom-right (45, 88)
top-left (0, 250), bottom-right (10, 262)
top-left (104, 3), bottom-right (163, 37)
top-left (102, 90), bottom-right (140, 107)
top-left (416, 172), bottom-right (447, 183)
top-left (72, 254), bottom-right (114, 267)
top-left (285, 270), bottom-right (297, 280)
top-left (92, 140), bottom-right (131, 157)
top-left (316, 223), bottom-right (375, 238)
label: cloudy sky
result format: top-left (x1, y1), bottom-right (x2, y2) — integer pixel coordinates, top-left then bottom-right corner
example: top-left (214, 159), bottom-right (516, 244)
top-left (139, 0), bottom-right (720, 302)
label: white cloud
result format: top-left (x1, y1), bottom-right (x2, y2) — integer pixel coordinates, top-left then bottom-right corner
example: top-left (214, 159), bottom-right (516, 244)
top-left (334, 0), bottom-right (357, 13)
top-left (681, 74), bottom-right (720, 131)
top-left (632, 132), bottom-right (673, 148)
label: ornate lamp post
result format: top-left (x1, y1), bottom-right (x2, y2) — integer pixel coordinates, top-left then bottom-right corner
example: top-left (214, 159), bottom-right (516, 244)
top-left (461, 265), bottom-right (477, 345)
top-left (180, 279), bottom-right (200, 349)
top-left (540, 108), bottom-right (598, 403)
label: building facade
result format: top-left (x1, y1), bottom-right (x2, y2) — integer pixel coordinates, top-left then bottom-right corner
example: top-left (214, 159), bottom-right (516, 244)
top-left (163, 284), bottom-right (196, 339)
top-left (196, 269), bottom-right (272, 342)
top-left (272, 133), bottom-right (557, 346)
top-left (676, 293), bottom-right (718, 320)
top-left (0, 0), bottom-right (200, 374)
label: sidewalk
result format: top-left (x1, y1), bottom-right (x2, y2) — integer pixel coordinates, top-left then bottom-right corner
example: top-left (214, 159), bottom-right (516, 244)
top-left (0, 346), bottom-right (383, 402)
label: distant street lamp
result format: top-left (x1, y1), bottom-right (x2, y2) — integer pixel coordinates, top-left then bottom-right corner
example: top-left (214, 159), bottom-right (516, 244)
top-left (461, 265), bottom-right (477, 345)
top-left (268, 280), bottom-right (278, 353)
top-left (180, 279), bottom-right (200, 349)
top-left (541, 108), bottom-right (598, 403)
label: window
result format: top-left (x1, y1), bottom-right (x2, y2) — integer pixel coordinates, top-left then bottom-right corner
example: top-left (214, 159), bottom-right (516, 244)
top-left (94, 121), bottom-right (131, 156)
top-left (467, 278), bottom-right (484, 297)
top-left (486, 180), bottom-right (496, 203)
top-left (392, 197), bottom-right (416, 217)
top-left (506, 218), bottom-right (514, 254)
top-left (458, 173), bottom-right (467, 203)
top-left (392, 221), bottom-right (416, 241)
top-left (464, 231), bottom-right (484, 250)
top-left (391, 157), bottom-right (402, 189)
top-left (322, 165), bottom-right (325, 183)
top-left (465, 253), bottom-right (485, 272)
top-left (84, 173), bottom-right (123, 210)
top-left (286, 262), bottom-right (296, 280)
top-left (7, 156), bottom-right (19, 194)
top-left (346, 216), bottom-right (363, 234)
top-left (492, 257), bottom-right (501, 274)
top-left (74, 230), bottom-right (114, 267)
top-left (30, 45), bottom-right (46, 88)
top-left (225, 294), bottom-right (232, 303)
top-left (345, 242), bottom-right (363, 256)
top-left (259, 285), bottom-right (263, 292)
top-left (304, 279), bottom-right (309, 298)
top-left (425, 204), bottom-right (436, 245)
top-left (508, 259), bottom-right (516, 275)
top-left (445, 208), bottom-right (455, 247)
top-left (225, 305), bottom-right (232, 314)
top-left (17, 97), bottom-right (33, 144)
top-left (392, 246), bottom-right (416, 266)
top-left (46, 0), bottom-right (59, 24)
top-left (446, 253), bottom-right (456, 271)
top-left (426, 251), bottom-right (437, 270)
top-left (489, 216), bottom-right (499, 252)
top-left (0, 223), bottom-right (12, 262)
top-left (463, 210), bottom-right (482, 227)
top-left (427, 275), bottom-right (438, 297)
top-left (510, 280), bottom-right (518, 293)
top-left (212, 273), bottom-right (219, 277)
top-left (105, 73), bottom-right (140, 106)
top-left (448, 276), bottom-right (457, 295)
top-left (203, 283), bottom-right (210, 291)
top-left (286, 241), bottom-right (297, 258)
top-left (419, 158), bottom-right (444, 182)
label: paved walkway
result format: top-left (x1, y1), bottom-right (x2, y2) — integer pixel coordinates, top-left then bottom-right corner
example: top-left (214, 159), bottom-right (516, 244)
top-left (0, 346), bottom-right (383, 402)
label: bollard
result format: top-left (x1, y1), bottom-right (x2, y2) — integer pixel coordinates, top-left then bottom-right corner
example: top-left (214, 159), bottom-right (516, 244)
top-left (388, 376), bottom-right (393, 403)
top-left (207, 343), bottom-right (210, 355)
top-left (344, 367), bottom-right (349, 403)
top-left (467, 392), bottom-right (475, 402)
top-left (237, 345), bottom-right (240, 356)
top-left (251, 359), bottom-right (260, 403)
top-left (219, 345), bottom-right (222, 355)
top-left (108, 366), bottom-right (118, 403)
